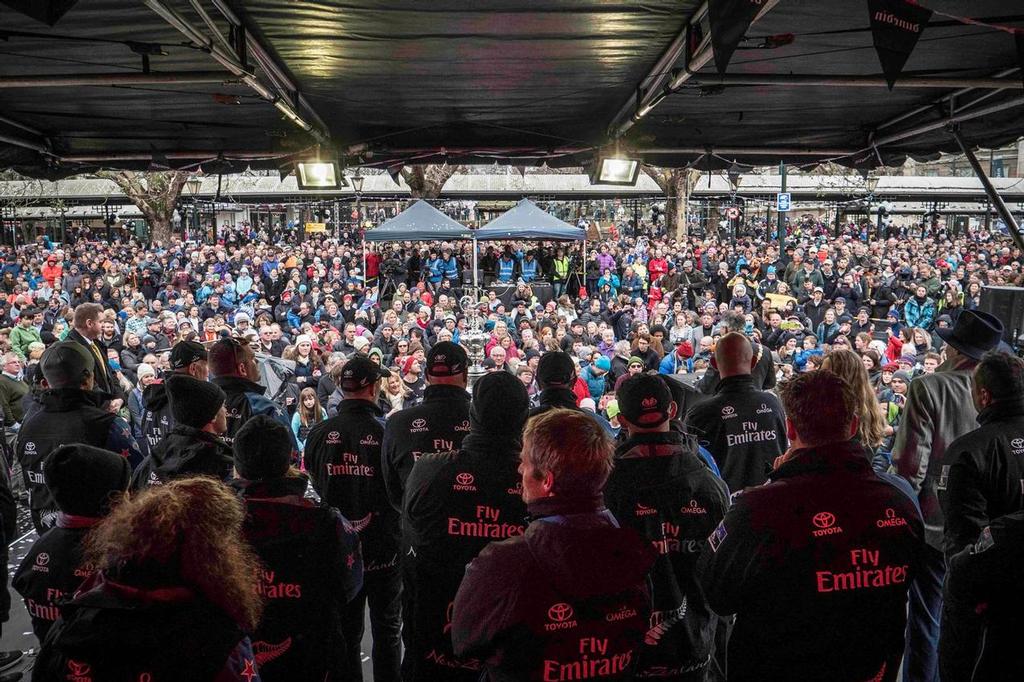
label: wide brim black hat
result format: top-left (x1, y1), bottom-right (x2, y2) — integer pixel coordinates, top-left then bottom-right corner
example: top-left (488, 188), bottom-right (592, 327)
top-left (935, 310), bottom-right (1006, 361)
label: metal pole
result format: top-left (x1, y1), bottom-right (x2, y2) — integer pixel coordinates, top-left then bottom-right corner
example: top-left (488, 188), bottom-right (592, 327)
top-left (473, 236), bottom-right (479, 290)
top-left (777, 162), bottom-right (786, 252)
top-left (688, 74), bottom-right (1023, 90)
top-left (951, 127), bottom-right (1024, 251)
top-left (0, 72), bottom-right (234, 87)
top-left (874, 96), bottom-right (1024, 148)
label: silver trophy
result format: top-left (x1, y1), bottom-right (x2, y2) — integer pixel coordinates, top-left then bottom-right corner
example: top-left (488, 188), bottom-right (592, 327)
top-left (459, 292), bottom-right (489, 388)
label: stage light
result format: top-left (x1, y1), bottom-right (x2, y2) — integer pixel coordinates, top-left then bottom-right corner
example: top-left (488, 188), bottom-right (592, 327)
top-left (296, 159), bottom-right (343, 190)
top-left (590, 154), bottom-right (641, 186)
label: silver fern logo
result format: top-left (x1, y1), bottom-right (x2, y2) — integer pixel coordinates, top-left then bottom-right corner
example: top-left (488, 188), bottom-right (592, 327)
top-left (645, 599), bottom-right (688, 646)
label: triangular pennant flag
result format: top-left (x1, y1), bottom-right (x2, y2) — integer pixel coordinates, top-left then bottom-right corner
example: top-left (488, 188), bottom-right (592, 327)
top-left (868, 0), bottom-right (933, 90)
top-left (0, 0), bottom-right (79, 25)
top-left (708, 0), bottom-right (765, 74)
top-left (1016, 33), bottom-right (1024, 89)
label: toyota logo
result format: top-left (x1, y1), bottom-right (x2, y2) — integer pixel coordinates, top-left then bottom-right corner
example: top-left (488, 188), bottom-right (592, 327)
top-left (721, 406), bottom-right (735, 416)
top-left (641, 397), bottom-right (657, 408)
top-left (456, 473), bottom-right (474, 485)
top-left (812, 512), bottom-right (836, 529)
top-left (412, 418), bottom-right (426, 428)
top-left (1013, 438), bottom-right (1024, 449)
top-left (548, 603), bottom-right (574, 622)
top-left (36, 552), bottom-right (49, 566)
top-left (328, 431), bottom-right (340, 441)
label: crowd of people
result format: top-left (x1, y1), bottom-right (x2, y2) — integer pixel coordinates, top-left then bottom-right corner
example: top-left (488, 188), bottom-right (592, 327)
top-left (0, 211), bottom-right (1021, 682)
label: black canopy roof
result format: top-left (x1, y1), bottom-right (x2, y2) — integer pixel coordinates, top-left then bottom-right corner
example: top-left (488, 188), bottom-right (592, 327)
top-left (477, 199), bottom-right (586, 241)
top-left (363, 199), bottom-right (473, 242)
top-left (1, 0), bottom-right (1021, 177)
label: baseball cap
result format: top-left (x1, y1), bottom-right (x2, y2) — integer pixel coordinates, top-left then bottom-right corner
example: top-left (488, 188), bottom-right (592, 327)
top-left (617, 374), bottom-right (673, 426)
top-left (340, 356), bottom-right (390, 393)
top-left (41, 341), bottom-right (93, 388)
top-left (169, 340), bottom-right (208, 370)
top-left (425, 341), bottom-right (468, 377)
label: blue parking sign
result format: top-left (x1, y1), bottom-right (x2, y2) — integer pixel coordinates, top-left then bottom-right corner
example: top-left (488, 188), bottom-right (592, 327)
top-left (776, 192), bottom-right (791, 212)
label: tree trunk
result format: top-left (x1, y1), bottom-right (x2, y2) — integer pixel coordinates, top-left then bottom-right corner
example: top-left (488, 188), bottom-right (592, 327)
top-left (644, 166), bottom-right (701, 242)
top-left (401, 164), bottom-right (465, 199)
top-left (95, 170), bottom-right (189, 246)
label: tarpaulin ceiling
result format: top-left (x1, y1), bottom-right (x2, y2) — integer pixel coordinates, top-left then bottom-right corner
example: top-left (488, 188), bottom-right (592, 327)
top-left (362, 199), bottom-right (473, 242)
top-left (1, 0), bottom-right (1022, 178)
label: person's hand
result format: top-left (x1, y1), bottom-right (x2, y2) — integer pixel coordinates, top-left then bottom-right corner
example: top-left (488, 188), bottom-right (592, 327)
top-left (107, 398), bottom-right (124, 413)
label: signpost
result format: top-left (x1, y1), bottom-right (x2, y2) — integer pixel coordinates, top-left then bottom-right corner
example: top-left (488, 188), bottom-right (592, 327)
top-left (776, 192), bottom-right (791, 212)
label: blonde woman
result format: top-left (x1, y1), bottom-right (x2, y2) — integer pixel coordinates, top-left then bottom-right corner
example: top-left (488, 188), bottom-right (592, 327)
top-left (378, 373), bottom-right (411, 417)
top-left (821, 349), bottom-right (889, 471)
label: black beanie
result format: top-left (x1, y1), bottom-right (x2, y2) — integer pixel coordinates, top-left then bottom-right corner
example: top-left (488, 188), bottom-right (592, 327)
top-left (536, 351), bottom-right (576, 388)
top-left (470, 371), bottom-right (529, 436)
top-left (233, 414), bottom-right (293, 480)
top-left (166, 373), bottom-right (226, 428)
top-left (44, 444), bottom-right (130, 517)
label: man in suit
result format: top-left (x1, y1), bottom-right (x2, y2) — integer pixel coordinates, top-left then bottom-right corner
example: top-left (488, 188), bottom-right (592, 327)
top-left (67, 303), bottom-right (121, 404)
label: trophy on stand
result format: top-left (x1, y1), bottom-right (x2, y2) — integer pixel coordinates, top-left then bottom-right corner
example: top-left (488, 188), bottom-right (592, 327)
top-left (459, 292), bottom-right (489, 389)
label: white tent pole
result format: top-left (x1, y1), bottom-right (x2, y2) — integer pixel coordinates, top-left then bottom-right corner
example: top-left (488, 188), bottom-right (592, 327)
top-left (362, 238), bottom-right (367, 287)
top-left (582, 237), bottom-right (587, 295)
top-left (472, 236), bottom-right (479, 290)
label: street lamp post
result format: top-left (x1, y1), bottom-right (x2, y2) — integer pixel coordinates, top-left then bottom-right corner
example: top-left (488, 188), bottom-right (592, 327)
top-left (351, 171), bottom-right (365, 234)
top-left (727, 161), bottom-right (742, 239)
top-left (863, 173), bottom-right (879, 240)
top-left (186, 177), bottom-right (201, 241)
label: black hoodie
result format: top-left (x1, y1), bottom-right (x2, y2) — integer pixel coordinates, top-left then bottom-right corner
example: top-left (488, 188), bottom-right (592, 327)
top-left (452, 495), bottom-right (656, 682)
top-left (139, 379), bottom-right (173, 459)
top-left (130, 424), bottom-right (234, 490)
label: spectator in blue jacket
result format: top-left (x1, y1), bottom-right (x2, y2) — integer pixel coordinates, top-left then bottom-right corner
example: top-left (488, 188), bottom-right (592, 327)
top-left (581, 355), bottom-right (611, 401)
top-left (904, 284), bottom-right (936, 330)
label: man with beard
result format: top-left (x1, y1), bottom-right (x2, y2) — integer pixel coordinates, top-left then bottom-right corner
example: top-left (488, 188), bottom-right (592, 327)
top-left (401, 355), bottom-right (427, 405)
top-left (16, 342), bottom-right (140, 532)
top-left (208, 337), bottom-right (293, 446)
top-left (677, 260), bottom-right (707, 310)
top-left (401, 372), bottom-right (530, 680)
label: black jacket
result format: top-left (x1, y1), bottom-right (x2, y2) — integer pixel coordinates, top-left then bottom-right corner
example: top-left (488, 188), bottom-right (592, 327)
top-left (941, 510), bottom-right (1024, 682)
top-left (13, 514), bottom-right (99, 642)
top-left (452, 496), bottom-right (656, 682)
top-left (34, 572), bottom-right (258, 682)
top-left (305, 399), bottom-right (400, 573)
top-left (0, 461), bottom-right (15, 628)
top-left (402, 431), bottom-right (526, 681)
top-left (130, 424), bottom-right (234, 490)
top-left (381, 384), bottom-right (472, 510)
top-left (684, 375), bottom-right (788, 492)
top-left (16, 388), bottom-right (141, 513)
top-left (697, 441), bottom-right (924, 682)
top-left (212, 374), bottom-right (293, 447)
top-left (231, 475), bottom-right (363, 681)
top-left (604, 431), bottom-right (729, 677)
top-left (941, 397), bottom-right (1024, 558)
top-left (139, 379), bottom-right (173, 459)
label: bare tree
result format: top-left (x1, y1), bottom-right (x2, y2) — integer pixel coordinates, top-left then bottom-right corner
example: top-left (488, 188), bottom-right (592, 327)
top-left (95, 170), bottom-right (189, 245)
top-left (400, 164), bottom-right (465, 199)
top-left (644, 166), bottom-right (702, 241)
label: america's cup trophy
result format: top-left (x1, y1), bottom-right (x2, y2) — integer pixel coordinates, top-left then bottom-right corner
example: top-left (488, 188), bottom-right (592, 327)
top-left (459, 293), bottom-right (489, 389)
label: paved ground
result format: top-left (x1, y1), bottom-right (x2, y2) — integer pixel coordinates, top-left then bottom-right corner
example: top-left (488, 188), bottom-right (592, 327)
top-left (3, 503), bottom-right (375, 679)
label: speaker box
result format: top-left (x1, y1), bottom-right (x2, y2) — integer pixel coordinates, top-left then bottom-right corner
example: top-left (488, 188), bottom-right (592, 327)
top-left (980, 286), bottom-right (1024, 343)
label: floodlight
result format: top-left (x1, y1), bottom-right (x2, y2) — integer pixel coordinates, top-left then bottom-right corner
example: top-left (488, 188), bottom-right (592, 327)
top-left (590, 154), bottom-right (641, 186)
top-left (296, 160), bottom-right (343, 190)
